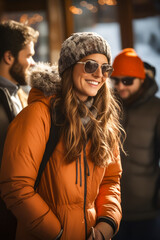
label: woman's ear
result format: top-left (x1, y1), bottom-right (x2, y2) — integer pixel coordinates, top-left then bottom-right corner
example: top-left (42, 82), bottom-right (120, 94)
top-left (3, 51), bottom-right (14, 65)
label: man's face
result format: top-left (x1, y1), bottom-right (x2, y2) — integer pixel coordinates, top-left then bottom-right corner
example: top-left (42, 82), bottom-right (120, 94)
top-left (111, 76), bottom-right (144, 99)
top-left (9, 41), bottom-right (35, 85)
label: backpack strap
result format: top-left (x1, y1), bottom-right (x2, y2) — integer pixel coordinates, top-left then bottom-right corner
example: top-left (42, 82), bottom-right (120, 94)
top-left (0, 87), bottom-right (15, 122)
top-left (34, 117), bottom-right (61, 190)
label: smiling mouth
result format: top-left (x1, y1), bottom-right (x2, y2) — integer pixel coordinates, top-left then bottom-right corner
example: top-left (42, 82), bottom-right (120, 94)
top-left (86, 80), bottom-right (99, 86)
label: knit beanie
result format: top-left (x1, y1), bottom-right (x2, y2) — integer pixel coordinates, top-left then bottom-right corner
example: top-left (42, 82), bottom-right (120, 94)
top-left (58, 32), bottom-right (112, 76)
top-left (112, 48), bottom-right (145, 79)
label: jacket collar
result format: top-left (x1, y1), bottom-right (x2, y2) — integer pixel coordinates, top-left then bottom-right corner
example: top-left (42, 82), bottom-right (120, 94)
top-left (28, 62), bottom-right (61, 97)
top-left (0, 75), bottom-right (19, 95)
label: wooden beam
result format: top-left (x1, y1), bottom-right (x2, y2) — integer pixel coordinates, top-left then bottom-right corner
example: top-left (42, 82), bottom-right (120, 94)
top-left (46, 0), bottom-right (66, 64)
top-left (0, 0), bottom-right (5, 20)
top-left (63, 0), bottom-right (74, 38)
top-left (2, 0), bottom-right (46, 12)
top-left (133, 3), bottom-right (160, 19)
top-left (118, 0), bottom-right (134, 48)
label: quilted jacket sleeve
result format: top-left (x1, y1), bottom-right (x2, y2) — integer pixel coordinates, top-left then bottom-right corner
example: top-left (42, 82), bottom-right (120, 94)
top-left (95, 152), bottom-right (122, 234)
top-left (0, 102), bottom-right (61, 240)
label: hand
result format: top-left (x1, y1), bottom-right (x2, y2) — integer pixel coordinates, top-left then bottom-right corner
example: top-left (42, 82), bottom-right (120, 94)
top-left (88, 222), bottom-right (113, 240)
top-left (87, 228), bottom-right (104, 240)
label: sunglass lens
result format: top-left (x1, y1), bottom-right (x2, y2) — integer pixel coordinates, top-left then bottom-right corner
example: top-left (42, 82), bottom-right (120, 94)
top-left (111, 77), bottom-right (120, 85)
top-left (122, 77), bottom-right (134, 86)
top-left (85, 61), bottom-right (98, 73)
top-left (111, 77), bottom-right (135, 86)
top-left (102, 64), bottom-right (113, 77)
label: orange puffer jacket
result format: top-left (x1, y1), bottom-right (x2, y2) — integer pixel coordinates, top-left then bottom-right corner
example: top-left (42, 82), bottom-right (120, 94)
top-left (0, 63), bottom-right (122, 240)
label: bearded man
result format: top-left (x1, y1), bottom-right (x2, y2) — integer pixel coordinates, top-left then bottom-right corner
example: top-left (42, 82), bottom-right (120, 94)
top-left (111, 48), bottom-right (160, 240)
top-left (0, 20), bottom-right (39, 162)
top-left (0, 20), bottom-right (39, 240)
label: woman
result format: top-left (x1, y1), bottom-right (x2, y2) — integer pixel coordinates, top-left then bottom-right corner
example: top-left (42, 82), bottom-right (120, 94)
top-left (0, 32), bottom-right (124, 240)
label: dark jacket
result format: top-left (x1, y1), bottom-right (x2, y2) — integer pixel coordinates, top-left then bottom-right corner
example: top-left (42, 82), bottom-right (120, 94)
top-left (0, 87), bottom-right (14, 163)
top-left (0, 77), bottom-right (28, 164)
top-left (0, 77), bottom-right (28, 240)
top-left (120, 63), bottom-right (160, 221)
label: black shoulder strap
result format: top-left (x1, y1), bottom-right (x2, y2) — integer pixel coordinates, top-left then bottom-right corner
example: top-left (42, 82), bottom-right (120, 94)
top-left (0, 87), bottom-right (15, 122)
top-left (34, 119), bottom-right (61, 190)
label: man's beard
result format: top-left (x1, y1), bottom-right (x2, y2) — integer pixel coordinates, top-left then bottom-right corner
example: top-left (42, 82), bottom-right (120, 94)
top-left (9, 59), bottom-right (28, 86)
top-left (121, 85), bottom-right (145, 107)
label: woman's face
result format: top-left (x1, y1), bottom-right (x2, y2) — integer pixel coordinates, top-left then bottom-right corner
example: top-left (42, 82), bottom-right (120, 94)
top-left (72, 53), bottom-right (109, 101)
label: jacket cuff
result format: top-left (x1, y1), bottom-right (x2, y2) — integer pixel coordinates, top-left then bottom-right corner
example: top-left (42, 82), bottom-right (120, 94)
top-left (97, 216), bottom-right (117, 234)
top-left (54, 229), bottom-right (63, 240)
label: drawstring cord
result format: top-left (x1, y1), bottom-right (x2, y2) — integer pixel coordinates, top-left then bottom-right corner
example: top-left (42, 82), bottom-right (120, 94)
top-left (75, 147), bottom-right (90, 187)
top-left (76, 158), bottom-right (78, 185)
top-left (79, 155), bottom-right (82, 187)
top-left (75, 156), bottom-right (82, 187)
top-left (86, 157), bottom-right (90, 177)
top-left (75, 146), bottom-right (89, 240)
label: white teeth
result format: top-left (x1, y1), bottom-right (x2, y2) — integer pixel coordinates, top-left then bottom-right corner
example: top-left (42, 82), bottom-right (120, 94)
top-left (87, 81), bottom-right (98, 85)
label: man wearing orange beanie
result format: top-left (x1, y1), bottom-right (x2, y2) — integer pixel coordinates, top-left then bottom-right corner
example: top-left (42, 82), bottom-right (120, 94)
top-left (111, 48), bottom-right (160, 240)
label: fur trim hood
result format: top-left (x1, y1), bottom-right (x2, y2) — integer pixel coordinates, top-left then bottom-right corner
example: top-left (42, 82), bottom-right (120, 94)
top-left (28, 62), bottom-right (61, 96)
top-left (144, 62), bottom-right (156, 82)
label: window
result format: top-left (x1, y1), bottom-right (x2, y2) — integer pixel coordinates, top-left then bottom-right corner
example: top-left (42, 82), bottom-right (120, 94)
top-left (71, 0), bottom-right (121, 59)
top-left (133, 15), bottom-right (160, 97)
top-left (1, 11), bottom-right (50, 62)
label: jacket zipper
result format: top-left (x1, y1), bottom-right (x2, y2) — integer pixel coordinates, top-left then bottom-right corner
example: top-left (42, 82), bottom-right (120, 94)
top-left (83, 146), bottom-right (88, 240)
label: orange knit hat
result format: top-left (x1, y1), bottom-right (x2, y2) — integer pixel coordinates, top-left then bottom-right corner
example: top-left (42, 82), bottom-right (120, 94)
top-left (112, 48), bottom-right (145, 79)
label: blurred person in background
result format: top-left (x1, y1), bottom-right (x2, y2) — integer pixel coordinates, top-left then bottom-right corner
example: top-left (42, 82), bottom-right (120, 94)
top-left (0, 20), bottom-right (39, 240)
top-left (0, 19), bottom-right (39, 163)
top-left (111, 48), bottom-right (160, 240)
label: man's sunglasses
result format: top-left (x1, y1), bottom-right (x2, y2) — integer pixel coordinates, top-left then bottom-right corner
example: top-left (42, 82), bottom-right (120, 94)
top-left (111, 77), bottom-right (135, 86)
top-left (77, 60), bottom-right (113, 77)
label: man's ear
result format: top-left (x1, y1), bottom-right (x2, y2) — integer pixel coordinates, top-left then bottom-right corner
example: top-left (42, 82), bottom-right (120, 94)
top-left (3, 51), bottom-right (14, 65)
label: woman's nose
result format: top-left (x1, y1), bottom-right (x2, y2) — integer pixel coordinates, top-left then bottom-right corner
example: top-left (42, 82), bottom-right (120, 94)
top-left (93, 66), bottom-right (103, 78)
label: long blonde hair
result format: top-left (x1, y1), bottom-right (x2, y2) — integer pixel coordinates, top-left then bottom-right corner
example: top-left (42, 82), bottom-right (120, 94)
top-left (51, 66), bottom-right (125, 166)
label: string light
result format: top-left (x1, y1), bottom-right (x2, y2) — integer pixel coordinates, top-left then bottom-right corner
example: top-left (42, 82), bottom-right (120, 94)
top-left (20, 14), bottom-right (43, 25)
top-left (105, 0), bottom-right (117, 5)
top-left (98, 0), bottom-right (106, 5)
top-left (69, 6), bottom-right (83, 15)
top-left (70, 0), bottom-right (117, 15)
top-left (80, 1), bottom-right (88, 7)
top-left (91, 6), bottom-right (98, 13)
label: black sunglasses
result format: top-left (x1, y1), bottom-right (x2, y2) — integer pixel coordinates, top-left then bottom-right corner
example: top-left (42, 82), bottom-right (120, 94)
top-left (77, 60), bottom-right (113, 77)
top-left (111, 77), bottom-right (135, 86)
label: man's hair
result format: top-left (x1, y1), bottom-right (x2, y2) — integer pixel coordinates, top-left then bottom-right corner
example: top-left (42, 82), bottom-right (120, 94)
top-left (0, 20), bottom-right (39, 60)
